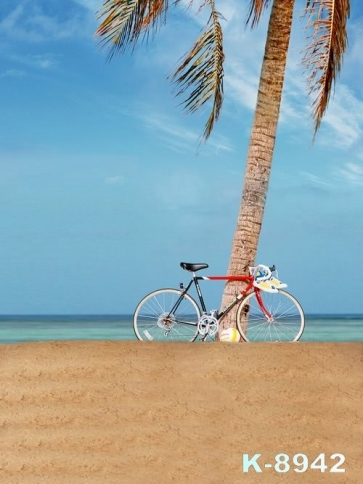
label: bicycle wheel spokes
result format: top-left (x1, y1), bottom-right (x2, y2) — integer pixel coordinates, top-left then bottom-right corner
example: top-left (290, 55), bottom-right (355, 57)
top-left (236, 290), bottom-right (305, 342)
top-left (133, 289), bottom-right (201, 342)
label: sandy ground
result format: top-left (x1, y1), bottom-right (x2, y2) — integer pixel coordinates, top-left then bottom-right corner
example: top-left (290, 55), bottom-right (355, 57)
top-left (0, 341), bottom-right (362, 484)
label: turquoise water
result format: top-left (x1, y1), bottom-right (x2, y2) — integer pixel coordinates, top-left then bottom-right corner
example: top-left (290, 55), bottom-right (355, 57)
top-left (0, 315), bottom-right (135, 344)
top-left (0, 315), bottom-right (362, 343)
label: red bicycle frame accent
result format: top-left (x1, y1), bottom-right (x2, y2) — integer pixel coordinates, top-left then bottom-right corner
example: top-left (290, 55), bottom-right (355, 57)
top-left (195, 274), bottom-right (273, 320)
top-left (202, 274), bottom-right (254, 294)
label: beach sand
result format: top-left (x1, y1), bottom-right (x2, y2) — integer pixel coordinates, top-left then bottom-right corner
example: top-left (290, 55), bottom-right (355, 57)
top-left (1, 341), bottom-right (362, 483)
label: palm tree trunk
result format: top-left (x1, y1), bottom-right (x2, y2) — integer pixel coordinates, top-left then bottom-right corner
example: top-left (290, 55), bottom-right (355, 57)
top-left (218, 0), bottom-right (295, 335)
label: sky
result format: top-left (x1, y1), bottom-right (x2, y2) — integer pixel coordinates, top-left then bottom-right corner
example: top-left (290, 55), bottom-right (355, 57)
top-left (0, 0), bottom-right (362, 315)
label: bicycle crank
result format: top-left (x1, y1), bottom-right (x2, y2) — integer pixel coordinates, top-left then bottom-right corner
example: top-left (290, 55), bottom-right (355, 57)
top-left (197, 315), bottom-right (219, 336)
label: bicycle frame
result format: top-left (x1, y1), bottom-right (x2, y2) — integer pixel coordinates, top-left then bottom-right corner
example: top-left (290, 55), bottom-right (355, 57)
top-left (169, 272), bottom-right (273, 323)
top-left (133, 264), bottom-right (305, 343)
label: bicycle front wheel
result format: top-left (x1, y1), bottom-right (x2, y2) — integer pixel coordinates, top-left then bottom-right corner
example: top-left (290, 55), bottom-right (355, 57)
top-left (236, 290), bottom-right (305, 342)
top-left (133, 289), bottom-right (201, 342)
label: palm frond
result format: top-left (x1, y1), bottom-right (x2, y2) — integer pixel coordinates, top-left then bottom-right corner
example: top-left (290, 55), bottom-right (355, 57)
top-left (302, 0), bottom-right (350, 134)
top-left (171, 0), bottom-right (225, 140)
top-left (246, 0), bottom-right (272, 28)
top-left (96, 0), bottom-right (169, 58)
top-left (141, 0), bottom-right (167, 30)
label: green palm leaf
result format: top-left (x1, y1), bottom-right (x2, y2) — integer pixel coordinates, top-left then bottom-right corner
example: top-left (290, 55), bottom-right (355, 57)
top-left (171, 0), bottom-right (225, 140)
top-left (302, 0), bottom-right (350, 134)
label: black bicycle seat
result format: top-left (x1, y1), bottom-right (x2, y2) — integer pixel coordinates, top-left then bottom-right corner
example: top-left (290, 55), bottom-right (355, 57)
top-left (180, 262), bottom-right (209, 272)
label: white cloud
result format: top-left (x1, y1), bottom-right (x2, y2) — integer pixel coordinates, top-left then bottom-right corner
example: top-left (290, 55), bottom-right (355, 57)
top-left (319, 85), bottom-right (363, 149)
top-left (0, 2), bottom-right (88, 43)
top-left (334, 162), bottom-right (363, 186)
top-left (71, 0), bottom-right (99, 13)
top-left (300, 171), bottom-right (334, 189)
top-left (0, 5), bottom-right (27, 38)
top-left (7, 53), bottom-right (62, 71)
top-left (343, 19), bottom-right (363, 91)
top-left (31, 54), bottom-right (60, 69)
top-left (139, 111), bottom-right (233, 154)
top-left (224, 64), bottom-right (259, 111)
top-left (217, 3), bottom-right (266, 112)
top-left (105, 175), bottom-right (124, 185)
top-left (0, 69), bottom-right (25, 78)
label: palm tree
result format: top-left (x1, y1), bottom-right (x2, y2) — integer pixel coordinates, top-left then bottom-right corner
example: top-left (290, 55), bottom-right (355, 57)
top-left (219, 0), bottom-right (350, 331)
top-left (95, 0), bottom-right (350, 332)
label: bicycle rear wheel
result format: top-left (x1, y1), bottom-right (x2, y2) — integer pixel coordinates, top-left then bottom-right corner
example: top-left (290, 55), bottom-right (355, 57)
top-left (133, 289), bottom-right (201, 342)
top-left (236, 290), bottom-right (305, 342)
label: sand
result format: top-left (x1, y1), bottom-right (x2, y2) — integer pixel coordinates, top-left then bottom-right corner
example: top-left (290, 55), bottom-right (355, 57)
top-left (0, 341), bottom-right (362, 483)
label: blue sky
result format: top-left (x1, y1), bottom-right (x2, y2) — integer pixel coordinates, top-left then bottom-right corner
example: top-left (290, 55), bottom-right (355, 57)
top-left (0, 0), bottom-right (362, 315)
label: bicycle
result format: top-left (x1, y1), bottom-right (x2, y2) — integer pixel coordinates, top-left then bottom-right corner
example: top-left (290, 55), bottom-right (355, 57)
top-left (133, 262), bottom-right (305, 342)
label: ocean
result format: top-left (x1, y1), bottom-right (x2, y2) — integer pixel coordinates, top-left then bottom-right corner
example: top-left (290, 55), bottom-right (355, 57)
top-left (0, 314), bottom-right (362, 344)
